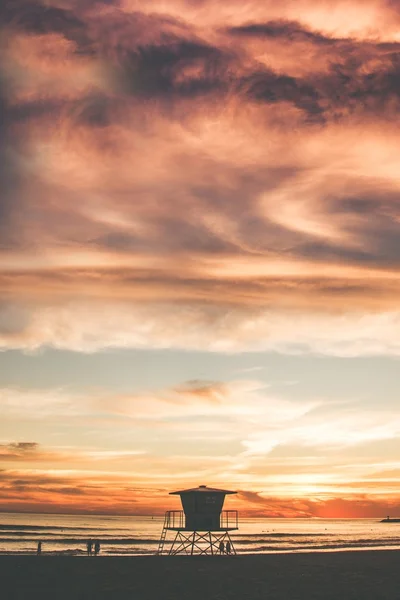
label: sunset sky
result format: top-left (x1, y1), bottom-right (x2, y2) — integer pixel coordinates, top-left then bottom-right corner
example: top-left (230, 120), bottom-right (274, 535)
top-left (1, 0), bottom-right (400, 518)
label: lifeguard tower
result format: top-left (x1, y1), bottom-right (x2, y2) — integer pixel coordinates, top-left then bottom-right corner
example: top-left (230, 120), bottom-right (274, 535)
top-left (157, 485), bottom-right (238, 555)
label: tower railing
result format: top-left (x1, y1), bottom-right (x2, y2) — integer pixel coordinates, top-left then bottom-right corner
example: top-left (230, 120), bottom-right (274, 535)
top-left (164, 509), bottom-right (238, 530)
top-left (220, 509), bottom-right (238, 530)
top-left (164, 510), bottom-right (185, 529)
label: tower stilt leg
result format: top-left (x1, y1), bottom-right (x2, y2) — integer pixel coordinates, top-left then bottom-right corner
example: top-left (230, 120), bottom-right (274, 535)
top-left (165, 530), bottom-right (237, 556)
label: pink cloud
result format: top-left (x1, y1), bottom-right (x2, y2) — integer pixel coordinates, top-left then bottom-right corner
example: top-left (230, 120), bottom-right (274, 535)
top-left (1, 0), bottom-right (400, 356)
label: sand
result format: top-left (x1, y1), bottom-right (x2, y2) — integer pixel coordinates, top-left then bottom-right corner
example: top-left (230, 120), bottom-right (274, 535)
top-left (1, 550), bottom-right (399, 600)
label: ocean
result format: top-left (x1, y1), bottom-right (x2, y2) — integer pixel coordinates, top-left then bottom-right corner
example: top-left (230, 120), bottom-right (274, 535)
top-left (1, 513), bottom-right (399, 556)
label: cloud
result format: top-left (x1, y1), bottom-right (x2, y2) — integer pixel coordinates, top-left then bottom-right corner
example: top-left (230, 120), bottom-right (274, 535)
top-left (0, 377), bottom-right (399, 514)
top-left (0, 387), bottom-right (86, 419)
top-left (237, 489), bottom-right (400, 517)
top-left (0, 379), bottom-right (308, 424)
top-left (3, 301), bottom-right (400, 356)
top-left (227, 20), bottom-right (340, 45)
top-left (0, 442), bottom-right (39, 460)
top-left (1, 380), bottom-right (398, 478)
top-left (1, 0), bottom-right (400, 358)
top-left (0, 441), bottom-right (146, 465)
top-left (0, 466), bottom-right (398, 516)
top-left (1, 1), bottom-right (91, 52)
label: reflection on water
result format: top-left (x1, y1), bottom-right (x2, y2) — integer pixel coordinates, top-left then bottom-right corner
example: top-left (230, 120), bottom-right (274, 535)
top-left (0, 513), bottom-right (399, 555)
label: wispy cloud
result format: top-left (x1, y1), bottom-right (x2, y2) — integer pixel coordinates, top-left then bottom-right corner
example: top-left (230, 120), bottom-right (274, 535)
top-left (1, 0), bottom-right (400, 355)
top-left (0, 380), bottom-right (399, 512)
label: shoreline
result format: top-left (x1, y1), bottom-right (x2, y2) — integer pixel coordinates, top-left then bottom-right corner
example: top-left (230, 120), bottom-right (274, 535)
top-left (1, 544), bottom-right (400, 556)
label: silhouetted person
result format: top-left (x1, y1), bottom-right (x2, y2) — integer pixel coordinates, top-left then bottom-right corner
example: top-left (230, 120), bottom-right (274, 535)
top-left (94, 541), bottom-right (100, 556)
top-left (37, 541), bottom-right (42, 555)
top-left (87, 541), bottom-right (92, 556)
top-left (226, 540), bottom-right (231, 555)
top-left (219, 540), bottom-right (224, 554)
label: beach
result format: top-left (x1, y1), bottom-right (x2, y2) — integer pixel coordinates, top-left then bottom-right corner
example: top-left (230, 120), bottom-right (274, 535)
top-left (1, 550), bottom-right (399, 600)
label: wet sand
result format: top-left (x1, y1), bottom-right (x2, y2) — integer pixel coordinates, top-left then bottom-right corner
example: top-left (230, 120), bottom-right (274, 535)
top-left (1, 550), bottom-right (399, 600)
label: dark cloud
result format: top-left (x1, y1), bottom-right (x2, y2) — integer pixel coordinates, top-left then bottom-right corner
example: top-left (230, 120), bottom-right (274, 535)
top-left (239, 70), bottom-right (322, 118)
top-left (8, 442), bottom-right (38, 451)
top-left (0, 442), bottom-right (39, 460)
top-left (235, 48), bottom-right (400, 120)
top-left (322, 192), bottom-right (400, 265)
top-left (118, 40), bottom-right (229, 98)
top-left (224, 19), bottom-right (400, 120)
top-left (74, 95), bottom-right (115, 128)
top-left (227, 20), bottom-right (340, 46)
top-left (238, 490), bottom-right (400, 518)
top-left (0, 472), bottom-right (73, 485)
top-left (313, 54), bottom-right (400, 118)
top-left (238, 490), bottom-right (313, 517)
top-left (86, 13), bottom-right (400, 120)
top-left (47, 486), bottom-right (87, 496)
top-left (1, 0), bottom-right (93, 55)
top-left (7, 99), bottom-right (64, 123)
top-left (0, 77), bottom-right (20, 248)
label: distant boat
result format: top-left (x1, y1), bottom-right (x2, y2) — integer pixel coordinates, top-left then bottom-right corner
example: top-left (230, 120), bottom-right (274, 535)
top-left (380, 516), bottom-right (400, 523)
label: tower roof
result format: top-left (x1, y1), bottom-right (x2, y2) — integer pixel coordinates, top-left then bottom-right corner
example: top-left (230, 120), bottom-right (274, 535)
top-left (169, 485), bottom-right (236, 495)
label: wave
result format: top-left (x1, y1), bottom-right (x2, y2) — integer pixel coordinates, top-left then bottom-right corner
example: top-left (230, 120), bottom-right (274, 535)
top-left (235, 536), bottom-right (399, 546)
top-left (0, 532), bottom-right (158, 540)
top-left (2, 536), bottom-right (398, 548)
top-left (0, 537), bottom-right (159, 545)
top-left (0, 524), bottom-right (126, 532)
top-left (236, 532), bottom-right (331, 538)
top-left (253, 540), bottom-right (400, 552)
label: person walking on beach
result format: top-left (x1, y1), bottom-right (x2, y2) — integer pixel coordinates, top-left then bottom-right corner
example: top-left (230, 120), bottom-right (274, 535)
top-left (87, 540), bottom-right (92, 556)
top-left (94, 541), bottom-right (100, 556)
top-left (226, 540), bottom-right (231, 555)
top-left (219, 540), bottom-right (225, 554)
top-left (37, 541), bottom-right (42, 555)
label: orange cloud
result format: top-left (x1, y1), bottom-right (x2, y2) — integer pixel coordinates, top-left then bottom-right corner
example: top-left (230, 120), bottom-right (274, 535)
top-left (0, 468), bottom-right (399, 518)
top-left (0, 378), bottom-right (399, 515)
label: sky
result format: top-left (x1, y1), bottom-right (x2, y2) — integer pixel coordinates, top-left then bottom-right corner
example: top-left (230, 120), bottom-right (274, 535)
top-left (1, 0), bottom-right (400, 518)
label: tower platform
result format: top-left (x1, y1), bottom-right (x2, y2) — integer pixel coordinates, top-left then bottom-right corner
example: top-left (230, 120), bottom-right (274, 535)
top-left (157, 510), bottom-right (238, 555)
